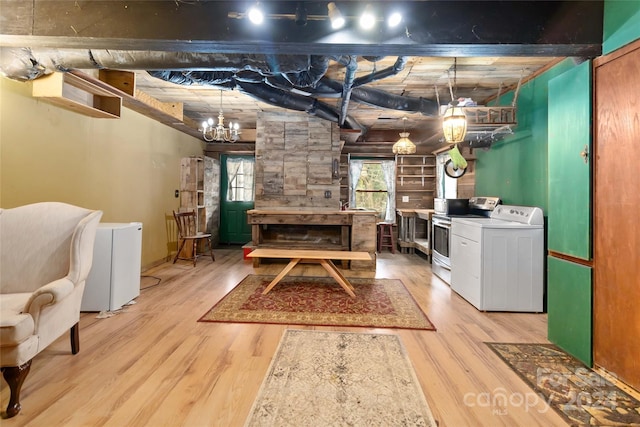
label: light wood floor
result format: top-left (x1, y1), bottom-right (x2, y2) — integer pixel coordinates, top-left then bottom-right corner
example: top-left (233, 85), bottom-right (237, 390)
top-left (1, 248), bottom-right (570, 426)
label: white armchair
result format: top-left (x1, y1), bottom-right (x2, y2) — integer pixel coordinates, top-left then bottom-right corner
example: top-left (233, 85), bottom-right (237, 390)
top-left (0, 202), bottom-right (102, 418)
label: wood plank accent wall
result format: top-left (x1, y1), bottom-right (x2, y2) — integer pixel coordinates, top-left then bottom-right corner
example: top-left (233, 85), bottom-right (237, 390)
top-left (255, 112), bottom-right (341, 209)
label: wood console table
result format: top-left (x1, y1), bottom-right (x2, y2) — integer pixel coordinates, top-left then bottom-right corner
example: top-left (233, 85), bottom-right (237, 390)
top-left (246, 209), bottom-right (377, 270)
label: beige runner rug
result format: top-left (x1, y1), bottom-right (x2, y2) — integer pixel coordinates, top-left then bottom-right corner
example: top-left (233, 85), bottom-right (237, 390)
top-left (244, 329), bottom-right (437, 427)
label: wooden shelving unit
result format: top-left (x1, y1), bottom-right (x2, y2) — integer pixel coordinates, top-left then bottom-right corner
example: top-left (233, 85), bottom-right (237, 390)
top-left (32, 72), bottom-right (122, 118)
top-left (180, 157), bottom-right (210, 233)
top-left (395, 154), bottom-right (436, 210)
top-left (339, 153), bottom-right (350, 205)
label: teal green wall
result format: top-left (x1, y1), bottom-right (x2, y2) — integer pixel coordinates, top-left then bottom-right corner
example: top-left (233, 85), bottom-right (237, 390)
top-left (603, 0), bottom-right (640, 54)
top-left (475, 1), bottom-right (640, 211)
top-left (474, 59), bottom-right (576, 210)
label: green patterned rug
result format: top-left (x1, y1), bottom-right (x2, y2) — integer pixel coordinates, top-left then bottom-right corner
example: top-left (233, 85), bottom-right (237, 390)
top-left (245, 330), bottom-right (437, 427)
top-left (487, 343), bottom-right (640, 426)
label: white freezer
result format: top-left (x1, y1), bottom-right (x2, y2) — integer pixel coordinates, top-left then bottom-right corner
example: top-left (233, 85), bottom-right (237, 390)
top-left (81, 222), bottom-right (143, 312)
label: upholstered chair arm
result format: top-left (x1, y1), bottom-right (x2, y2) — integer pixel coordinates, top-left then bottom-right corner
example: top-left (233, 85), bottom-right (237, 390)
top-left (66, 210), bottom-right (103, 284)
top-left (22, 278), bottom-right (74, 326)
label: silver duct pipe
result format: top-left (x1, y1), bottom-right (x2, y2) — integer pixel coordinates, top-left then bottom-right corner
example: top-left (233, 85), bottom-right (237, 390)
top-left (336, 56), bottom-right (358, 127)
top-left (354, 56), bottom-right (408, 87)
top-left (0, 47), bottom-right (312, 81)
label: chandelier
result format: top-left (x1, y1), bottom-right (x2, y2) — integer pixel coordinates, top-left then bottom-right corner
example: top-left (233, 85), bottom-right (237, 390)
top-left (201, 91), bottom-right (241, 143)
top-left (442, 58), bottom-right (467, 144)
top-left (392, 117), bottom-right (416, 154)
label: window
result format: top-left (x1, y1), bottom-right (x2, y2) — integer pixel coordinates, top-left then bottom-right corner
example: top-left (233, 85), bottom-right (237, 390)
top-left (349, 159), bottom-right (396, 222)
top-left (226, 157), bottom-right (255, 202)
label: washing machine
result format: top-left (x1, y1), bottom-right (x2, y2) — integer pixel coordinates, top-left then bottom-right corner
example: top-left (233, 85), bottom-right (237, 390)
top-left (450, 205), bottom-right (544, 312)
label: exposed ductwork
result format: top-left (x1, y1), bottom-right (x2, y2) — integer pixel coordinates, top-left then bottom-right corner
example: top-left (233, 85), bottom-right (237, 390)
top-left (0, 48), bottom-right (312, 81)
top-left (0, 47), bottom-right (440, 133)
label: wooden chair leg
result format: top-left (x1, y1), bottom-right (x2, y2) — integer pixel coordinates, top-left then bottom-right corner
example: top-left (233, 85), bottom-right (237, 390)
top-left (1, 360), bottom-right (32, 418)
top-left (174, 239), bottom-right (186, 264)
top-left (192, 239), bottom-right (198, 267)
top-left (70, 322), bottom-right (80, 355)
top-left (209, 238), bottom-right (215, 262)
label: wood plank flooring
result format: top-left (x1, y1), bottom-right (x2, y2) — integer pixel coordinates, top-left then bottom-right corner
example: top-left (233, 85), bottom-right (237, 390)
top-left (1, 249), bottom-right (570, 426)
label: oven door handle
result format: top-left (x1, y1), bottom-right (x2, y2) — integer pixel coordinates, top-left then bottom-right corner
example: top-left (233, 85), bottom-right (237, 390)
top-left (432, 219), bottom-right (451, 228)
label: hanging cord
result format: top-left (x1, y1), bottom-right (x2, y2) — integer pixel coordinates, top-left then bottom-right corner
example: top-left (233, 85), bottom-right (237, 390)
top-left (512, 68), bottom-right (525, 108)
top-left (447, 57), bottom-right (458, 103)
top-left (447, 69), bottom-right (455, 103)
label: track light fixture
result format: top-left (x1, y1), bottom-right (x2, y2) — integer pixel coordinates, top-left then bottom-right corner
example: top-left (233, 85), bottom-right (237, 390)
top-left (387, 11), bottom-right (402, 28)
top-left (248, 2), bottom-right (264, 25)
top-left (234, 3), bottom-right (404, 32)
top-left (359, 4), bottom-right (376, 30)
top-left (327, 2), bottom-right (345, 29)
top-left (295, 2), bottom-right (307, 26)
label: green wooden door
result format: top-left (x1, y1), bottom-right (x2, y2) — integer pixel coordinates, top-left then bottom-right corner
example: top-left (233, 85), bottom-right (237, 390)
top-left (547, 256), bottom-right (592, 366)
top-left (547, 60), bottom-right (592, 259)
top-left (547, 61), bottom-right (593, 365)
top-left (219, 155), bottom-right (254, 244)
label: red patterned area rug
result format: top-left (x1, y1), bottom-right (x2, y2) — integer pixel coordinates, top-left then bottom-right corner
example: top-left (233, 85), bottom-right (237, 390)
top-left (199, 275), bottom-right (436, 330)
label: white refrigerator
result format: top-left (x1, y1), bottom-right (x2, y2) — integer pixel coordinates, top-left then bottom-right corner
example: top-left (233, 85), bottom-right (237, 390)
top-left (81, 222), bottom-right (143, 312)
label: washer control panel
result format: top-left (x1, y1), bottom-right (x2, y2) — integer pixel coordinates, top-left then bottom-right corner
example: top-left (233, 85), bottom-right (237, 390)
top-left (491, 205), bottom-right (544, 225)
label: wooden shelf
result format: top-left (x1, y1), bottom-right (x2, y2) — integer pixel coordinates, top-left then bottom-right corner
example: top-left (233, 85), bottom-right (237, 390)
top-left (395, 154), bottom-right (436, 209)
top-left (32, 72), bottom-right (122, 118)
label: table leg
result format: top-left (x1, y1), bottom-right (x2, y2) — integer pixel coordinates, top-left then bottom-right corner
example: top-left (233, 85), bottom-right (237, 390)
top-left (319, 259), bottom-right (356, 298)
top-left (262, 258), bottom-right (302, 295)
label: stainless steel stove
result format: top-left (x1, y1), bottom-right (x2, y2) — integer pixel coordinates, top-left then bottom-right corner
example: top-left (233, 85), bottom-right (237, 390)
top-left (431, 196), bottom-right (501, 284)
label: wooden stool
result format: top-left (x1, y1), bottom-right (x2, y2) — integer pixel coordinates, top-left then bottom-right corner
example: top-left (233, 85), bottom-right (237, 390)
top-left (377, 222), bottom-right (396, 253)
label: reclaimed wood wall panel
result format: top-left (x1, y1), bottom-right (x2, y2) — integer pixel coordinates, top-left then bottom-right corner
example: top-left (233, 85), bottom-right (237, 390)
top-left (350, 214), bottom-right (377, 270)
top-left (255, 111), bottom-right (340, 209)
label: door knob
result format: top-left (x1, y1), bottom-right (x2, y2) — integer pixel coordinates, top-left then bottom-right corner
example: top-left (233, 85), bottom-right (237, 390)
top-left (580, 145), bottom-right (589, 164)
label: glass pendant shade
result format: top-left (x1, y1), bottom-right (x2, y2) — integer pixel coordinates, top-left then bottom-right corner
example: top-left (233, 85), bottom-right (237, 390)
top-left (392, 132), bottom-right (416, 154)
top-left (442, 105), bottom-right (467, 144)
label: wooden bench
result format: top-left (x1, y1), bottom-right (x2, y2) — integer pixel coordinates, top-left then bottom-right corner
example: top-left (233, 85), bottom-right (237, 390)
top-left (246, 249), bottom-right (372, 298)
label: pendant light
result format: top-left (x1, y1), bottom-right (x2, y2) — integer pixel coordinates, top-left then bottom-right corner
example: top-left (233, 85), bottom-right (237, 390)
top-left (442, 58), bottom-right (467, 144)
top-left (392, 117), bottom-right (416, 154)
